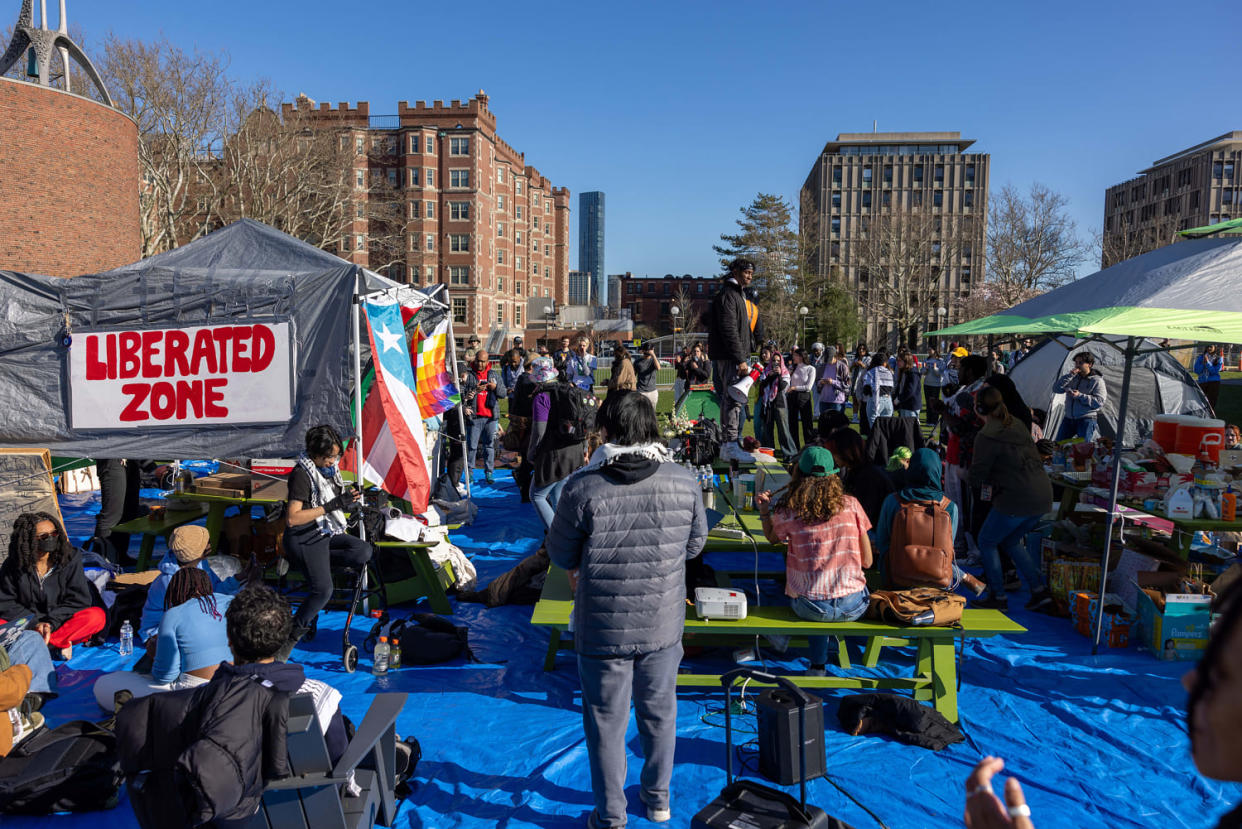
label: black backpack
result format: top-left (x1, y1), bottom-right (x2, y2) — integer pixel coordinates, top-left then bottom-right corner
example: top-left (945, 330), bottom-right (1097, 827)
top-left (366, 612), bottom-right (474, 665)
top-left (685, 418), bottom-right (722, 466)
top-left (549, 382), bottom-right (597, 443)
top-left (0, 719), bottom-right (123, 814)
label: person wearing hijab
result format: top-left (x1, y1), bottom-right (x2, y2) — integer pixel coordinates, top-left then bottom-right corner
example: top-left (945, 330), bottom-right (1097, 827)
top-left (873, 448), bottom-right (986, 595)
top-left (760, 350), bottom-right (796, 457)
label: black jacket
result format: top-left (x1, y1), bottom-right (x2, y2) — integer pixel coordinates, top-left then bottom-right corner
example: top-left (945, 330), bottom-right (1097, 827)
top-left (895, 370), bottom-right (923, 413)
top-left (0, 546), bottom-right (94, 628)
top-left (462, 364), bottom-right (508, 422)
top-left (117, 661), bottom-right (292, 828)
top-left (707, 280), bottom-right (763, 362)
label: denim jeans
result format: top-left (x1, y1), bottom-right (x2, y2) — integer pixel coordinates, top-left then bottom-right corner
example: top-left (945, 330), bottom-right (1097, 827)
top-left (791, 588), bottom-right (870, 665)
top-left (1057, 416), bottom-right (1099, 443)
top-left (532, 477), bottom-right (568, 529)
top-left (467, 418), bottom-right (499, 477)
top-left (977, 510), bottom-right (1046, 598)
top-left (866, 395), bottom-right (894, 426)
top-left (5, 629), bottom-right (57, 694)
top-left (897, 408), bottom-right (919, 419)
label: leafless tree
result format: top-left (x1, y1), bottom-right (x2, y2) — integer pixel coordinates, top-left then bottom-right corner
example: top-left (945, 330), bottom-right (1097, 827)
top-left (1097, 214), bottom-right (1182, 268)
top-left (986, 183), bottom-right (1088, 307)
top-left (851, 209), bottom-right (973, 350)
top-left (669, 285), bottom-right (702, 340)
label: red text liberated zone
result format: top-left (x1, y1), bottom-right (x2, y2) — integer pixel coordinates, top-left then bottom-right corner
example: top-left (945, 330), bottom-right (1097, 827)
top-left (69, 323), bottom-right (293, 428)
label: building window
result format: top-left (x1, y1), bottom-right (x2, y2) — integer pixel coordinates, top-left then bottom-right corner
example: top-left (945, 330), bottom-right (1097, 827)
top-left (498, 168), bottom-right (506, 184)
top-left (356, 233), bottom-right (365, 250)
top-left (497, 195), bottom-right (506, 211)
top-left (962, 266), bottom-right (972, 281)
top-left (545, 267), bottom-right (550, 278)
top-left (516, 231), bottom-right (523, 244)
top-left (913, 166), bottom-right (924, 184)
top-left (426, 201), bottom-right (434, 218)
top-left (545, 223), bottom-right (551, 234)
top-left (497, 222), bottom-right (505, 237)
top-left (933, 190), bottom-right (944, 208)
top-left (516, 281), bottom-right (523, 296)
top-left (965, 164), bottom-right (975, 185)
top-left (449, 266), bottom-right (469, 286)
top-left (498, 250), bottom-right (505, 264)
top-left (496, 304), bottom-right (505, 325)
top-left (425, 169), bottom-right (435, 186)
top-left (425, 265), bottom-right (433, 281)
top-left (449, 234), bottom-right (470, 252)
top-left (516, 180), bottom-right (523, 194)
top-left (832, 168), bottom-right (842, 186)
top-left (355, 169), bottom-right (365, 188)
top-left (355, 137), bottom-right (364, 154)
top-left (964, 190), bottom-right (974, 208)
top-left (1191, 191), bottom-right (1200, 210)
top-left (1226, 162), bottom-right (1236, 179)
top-left (409, 265), bottom-right (420, 284)
top-left (450, 201), bottom-right (471, 220)
top-left (409, 135), bottom-right (420, 154)
top-left (883, 165), bottom-right (893, 185)
top-left (425, 234), bottom-right (434, 251)
top-left (1215, 161), bottom-right (1224, 179)
top-left (1224, 189), bottom-right (1235, 205)
top-left (387, 169), bottom-right (398, 188)
top-left (831, 193), bottom-right (841, 210)
top-left (934, 164), bottom-right (944, 184)
top-left (831, 217), bottom-right (841, 234)
top-left (355, 203), bottom-right (365, 219)
top-left (516, 206), bottom-right (523, 220)
top-left (515, 305), bottom-right (523, 326)
top-left (544, 244), bottom-right (550, 255)
top-left (449, 137), bottom-right (470, 156)
top-left (497, 277), bottom-right (505, 292)
top-left (862, 166), bottom-right (872, 184)
top-left (516, 256), bottom-right (523, 269)
top-left (409, 201), bottom-right (420, 219)
top-left (452, 297), bottom-right (467, 323)
top-left (862, 192), bottom-right (872, 208)
top-left (409, 168), bottom-right (420, 187)
top-left (426, 136), bottom-right (434, 153)
top-left (450, 169), bottom-right (469, 188)
top-left (408, 233), bottom-right (418, 251)
top-left (881, 191), bottom-right (891, 207)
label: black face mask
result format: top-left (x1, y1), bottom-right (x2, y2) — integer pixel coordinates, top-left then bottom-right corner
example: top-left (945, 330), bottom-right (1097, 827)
top-left (37, 536), bottom-right (58, 553)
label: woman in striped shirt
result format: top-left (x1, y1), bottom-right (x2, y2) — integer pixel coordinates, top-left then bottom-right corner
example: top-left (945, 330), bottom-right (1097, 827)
top-left (756, 446), bottom-right (873, 677)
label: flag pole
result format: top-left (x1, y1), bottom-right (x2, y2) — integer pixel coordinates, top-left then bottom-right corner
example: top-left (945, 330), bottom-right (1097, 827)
top-left (444, 291), bottom-right (472, 501)
top-left (353, 269), bottom-right (367, 542)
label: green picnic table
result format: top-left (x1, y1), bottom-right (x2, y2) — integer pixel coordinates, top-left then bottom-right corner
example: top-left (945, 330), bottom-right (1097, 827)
top-left (530, 565), bottom-right (1025, 723)
top-left (174, 480), bottom-right (288, 549)
top-left (372, 540), bottom-right (456, 613)
top-left (112, 504), bottom-right (210, 570)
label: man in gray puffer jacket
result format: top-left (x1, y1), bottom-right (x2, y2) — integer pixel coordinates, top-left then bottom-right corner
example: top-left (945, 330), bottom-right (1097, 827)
top-left (547, 391), bottom-right (706, 828)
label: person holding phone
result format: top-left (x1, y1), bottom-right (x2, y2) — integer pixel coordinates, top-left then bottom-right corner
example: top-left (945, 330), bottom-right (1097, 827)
top-left (279, 424), bottom-right (368, 661)
top-left (1053, 351), bottom-right (1106, 442)
top-left (1194, 344), bottom-right (1225, 412)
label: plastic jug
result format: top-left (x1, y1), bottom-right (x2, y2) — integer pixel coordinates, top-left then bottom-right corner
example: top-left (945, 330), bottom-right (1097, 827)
top-left (1167, 486), bottom-right (1194, 520)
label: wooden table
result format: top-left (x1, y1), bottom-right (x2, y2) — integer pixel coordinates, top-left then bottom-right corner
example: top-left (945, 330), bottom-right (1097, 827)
top-left (112, 504), bottom-right (210, 570)
top-left (175, 480), bottom-right (288, 548)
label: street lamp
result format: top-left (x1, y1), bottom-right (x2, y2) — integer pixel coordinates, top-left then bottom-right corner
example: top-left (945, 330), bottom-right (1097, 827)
top-left (670, 305), bottom-right (680, 355)
top-left (542, 304), bottom-right (553, 349)
top-left (798, 305), bottom-right (809, 348)
top-left (936, 307), bottom-right (947, 353)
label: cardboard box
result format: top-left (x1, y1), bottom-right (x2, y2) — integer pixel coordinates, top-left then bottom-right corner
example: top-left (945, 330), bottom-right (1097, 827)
top-left (1070, 591), bottom-right (1134, 647)
top-left (1135, 572), bottom-right (1212, 660)
top-left (1048, 558), bottom-right (1101, 615)
top-left (192, 472), bottom-right (253, 498)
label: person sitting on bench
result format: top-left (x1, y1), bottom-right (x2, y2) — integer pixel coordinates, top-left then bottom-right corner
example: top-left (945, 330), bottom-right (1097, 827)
top-left (0, 513), bottom-right (105, 659)
top-left (93, 567), bottom-right (234, 709)
top-left (756, 446), bottom-right (873, 677)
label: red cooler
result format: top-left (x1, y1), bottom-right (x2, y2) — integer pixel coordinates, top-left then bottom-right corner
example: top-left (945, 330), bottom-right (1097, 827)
top-left (1175, 417), bottom-right (1226, 463)
top-left (1152, 415), bottom-right (1185, 453)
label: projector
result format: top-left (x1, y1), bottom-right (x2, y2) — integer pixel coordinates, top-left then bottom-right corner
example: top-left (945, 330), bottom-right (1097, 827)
top-left (694, 587), bottom-right (748, 620)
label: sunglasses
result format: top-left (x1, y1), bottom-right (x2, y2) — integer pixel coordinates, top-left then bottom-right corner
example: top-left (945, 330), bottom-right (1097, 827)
top-left (36, 530), bottom-right (60, 540)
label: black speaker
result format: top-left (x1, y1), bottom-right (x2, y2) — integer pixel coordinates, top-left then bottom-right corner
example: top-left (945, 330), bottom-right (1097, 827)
top-left (756, 687), bottom-right (826, 785)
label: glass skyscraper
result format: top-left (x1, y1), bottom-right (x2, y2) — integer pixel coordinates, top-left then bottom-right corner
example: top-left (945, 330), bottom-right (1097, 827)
top-left (578, 191), bottom-right (605, 306)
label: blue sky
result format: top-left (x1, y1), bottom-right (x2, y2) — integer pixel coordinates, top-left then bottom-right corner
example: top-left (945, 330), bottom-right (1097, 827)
top-left (68, 0), bottom-right (1241, 278)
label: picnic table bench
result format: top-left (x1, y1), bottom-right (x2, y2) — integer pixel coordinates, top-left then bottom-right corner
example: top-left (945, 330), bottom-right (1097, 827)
top-left (113, 503), bottom-right (210, 570)
top-left (530, 565), bottom-right (1025, 723)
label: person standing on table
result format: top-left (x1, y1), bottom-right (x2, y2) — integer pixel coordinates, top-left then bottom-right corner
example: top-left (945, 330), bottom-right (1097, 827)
top-left (463, 349), bottom-right (508, 485)
top-left (756, 446), bottom-right (872, 677)
top-left (546, 391), bottom-right (707, 828)
top-left (968, 387), bottom-right (1054, 612)
top-left (280, 425), bottom-right (368, 662)
top-left (708, 258), bottom-right (764, 462)
top-left (567, 335), bottom-right (599, 393)
top-left (1053, 351), bottom-right (1106, 442)
top-left (634, 342), bottom-right (661, 410)
top-left (1195, 344), bottom-right (1225, 413)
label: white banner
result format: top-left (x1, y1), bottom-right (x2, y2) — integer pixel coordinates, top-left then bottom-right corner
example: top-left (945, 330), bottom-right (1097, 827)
top-left (68, 322), bottom-right (293, 429)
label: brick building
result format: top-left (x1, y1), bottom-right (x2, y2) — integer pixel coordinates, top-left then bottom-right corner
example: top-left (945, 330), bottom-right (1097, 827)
top-left (1102, 131), bottom-right (1242, 267)
top-left (0, 77), bottom-right (140, 276)
top-left (282, 91), bottom-right (571, 344)
top-left (618, 273), bottom-right (716, 335)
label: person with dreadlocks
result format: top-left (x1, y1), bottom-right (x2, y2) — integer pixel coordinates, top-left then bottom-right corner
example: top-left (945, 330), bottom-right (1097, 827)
top-left (0, 512), bottom-right (103, 658)
top-left (92, 565), bottom-right (234, 709)
top-left (756, 446), bottom-right (873, 677)
top-left (963, 581), bottom-right (1242, 828)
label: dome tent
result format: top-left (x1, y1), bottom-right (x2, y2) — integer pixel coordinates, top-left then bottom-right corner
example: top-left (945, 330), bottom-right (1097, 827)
top-left (1009, 335), bottom-right (1211, 446)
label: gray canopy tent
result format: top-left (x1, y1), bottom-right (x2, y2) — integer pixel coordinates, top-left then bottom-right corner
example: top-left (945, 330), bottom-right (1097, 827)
top-left (0, 219), bottom-right (433, 460)
top-left (1008, 335), bottom-right (1211, 446)
top-left (931, 237), bottom-right (1242, 652)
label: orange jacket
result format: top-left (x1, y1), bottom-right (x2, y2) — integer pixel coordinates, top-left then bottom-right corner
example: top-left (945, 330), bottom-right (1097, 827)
top-left (0, 664), bottom-right (33, 756)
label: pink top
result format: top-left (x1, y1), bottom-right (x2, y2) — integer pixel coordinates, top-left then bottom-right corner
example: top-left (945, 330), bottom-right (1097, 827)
top-left (769, 496), bottom-right (871, 600)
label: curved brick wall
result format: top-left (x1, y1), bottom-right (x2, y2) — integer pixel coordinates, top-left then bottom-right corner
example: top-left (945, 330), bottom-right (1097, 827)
top-left (0, 78), bottom-right (140, 277)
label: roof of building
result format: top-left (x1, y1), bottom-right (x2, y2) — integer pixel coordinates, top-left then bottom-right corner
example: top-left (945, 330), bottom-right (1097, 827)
top-left (820, 130), bottom-right (976, 154)
top-left (1142, 130), bottom-right (1242, 173)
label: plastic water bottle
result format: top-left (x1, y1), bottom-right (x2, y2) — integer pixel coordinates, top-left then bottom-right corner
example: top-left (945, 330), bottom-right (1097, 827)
top-left (389, 638), bottom-right (402, 669)
top-left (373, 636), bottom-right (390, 675)
top-left (119, 621), bottom-right (133, 656)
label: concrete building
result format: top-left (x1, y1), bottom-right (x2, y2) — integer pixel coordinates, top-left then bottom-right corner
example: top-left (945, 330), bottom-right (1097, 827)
top-left (578, 191), bottom-right (605, 306)
top-left (618, 273), bottom-right (715, 336)
top-left (800, 131), bottom-right (989, 348)
top-left (282, 91), bottom-right (571, 345)
top-left (606, 274), bottom-right (623, 311)
top-left (567, 269), bottom-right (594, 306)
top-left (1102, 131), bottom-right (1242, 267)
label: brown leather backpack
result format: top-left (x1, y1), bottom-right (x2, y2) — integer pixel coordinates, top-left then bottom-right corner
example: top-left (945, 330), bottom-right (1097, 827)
top-left (888, 497), bottom-right (955, 588)
top-left (867, 587), bottom-right (965, 626)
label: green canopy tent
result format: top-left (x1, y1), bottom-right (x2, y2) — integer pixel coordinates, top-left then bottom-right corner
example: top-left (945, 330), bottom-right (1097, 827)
top-left (929, 236), bottom-right (1242, 652)
top-left (1179, 216), bottom-right (1242, 239)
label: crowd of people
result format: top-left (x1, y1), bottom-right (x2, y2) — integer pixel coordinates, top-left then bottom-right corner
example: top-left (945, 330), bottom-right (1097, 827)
top-left (2, 258), bottom-right (1240, 829)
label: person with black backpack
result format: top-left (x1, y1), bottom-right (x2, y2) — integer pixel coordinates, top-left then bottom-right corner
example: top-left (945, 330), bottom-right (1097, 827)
top-left (528, 357), bottom-right (593, 529)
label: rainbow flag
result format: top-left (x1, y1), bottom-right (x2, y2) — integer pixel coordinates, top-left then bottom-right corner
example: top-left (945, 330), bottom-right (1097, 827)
top-left (414, 318), bottom-right (460, 418)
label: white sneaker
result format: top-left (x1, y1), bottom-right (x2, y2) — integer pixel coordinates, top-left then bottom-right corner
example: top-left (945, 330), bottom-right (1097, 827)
top-left (646, 805), bottom-right (671, 823)
top-left (8, 709), bottom-right (44, 748)
top-left (720, 441), bottom-right (751, 463)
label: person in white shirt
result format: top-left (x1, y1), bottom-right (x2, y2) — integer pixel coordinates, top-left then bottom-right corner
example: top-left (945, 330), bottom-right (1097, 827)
top-left (786, 348), bottom-right (818, 449)
top-left (862, 352), bottom-right (895, 426)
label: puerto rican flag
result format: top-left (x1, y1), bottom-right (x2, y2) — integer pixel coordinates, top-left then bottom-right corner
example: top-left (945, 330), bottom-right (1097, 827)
top-left (349, 298), bottom-right (432, 513)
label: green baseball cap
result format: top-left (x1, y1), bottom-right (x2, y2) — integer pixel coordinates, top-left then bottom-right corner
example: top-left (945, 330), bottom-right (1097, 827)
top-left (798, 446), bottom-right (838, 478)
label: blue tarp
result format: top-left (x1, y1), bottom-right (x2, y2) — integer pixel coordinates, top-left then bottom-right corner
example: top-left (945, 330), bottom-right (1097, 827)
top-left (7, 472), bottom-right (1240, 828)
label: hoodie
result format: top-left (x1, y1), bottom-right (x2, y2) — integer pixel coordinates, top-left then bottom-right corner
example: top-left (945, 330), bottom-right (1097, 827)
top-left (139, 552), bottom-right (238, 642)
top-left (968, 417), bottom-right (1053, 517)
top-left (220, 661), bottom-right (348, 763)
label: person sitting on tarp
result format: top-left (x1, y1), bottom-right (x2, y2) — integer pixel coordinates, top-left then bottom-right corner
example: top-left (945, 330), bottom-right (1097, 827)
top-left (138, 525), bottom-right (237, 654)
top-left (0, 513), bottom-right (105, 659)
top-left (964, 580), bottom-right (1242, 829)
top-left (94, 567), bottom-right (234, 710)
top-left (1, 623), bottom-right (58, 715)
top-left (280, 425), bottom-right (368, 661)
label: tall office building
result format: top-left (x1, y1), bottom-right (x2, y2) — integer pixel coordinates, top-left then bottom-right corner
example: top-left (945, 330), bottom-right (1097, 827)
top-left (578, 191), bottom-right (606, 306)
top-left (800, 132), bottom-right (989, 347)
top-left (284, 91), bottom-right (572, 345)
top-left (567, 270), bottom-right (592, 306)
top-left (1102, 131), bottom-right (1241, 267)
